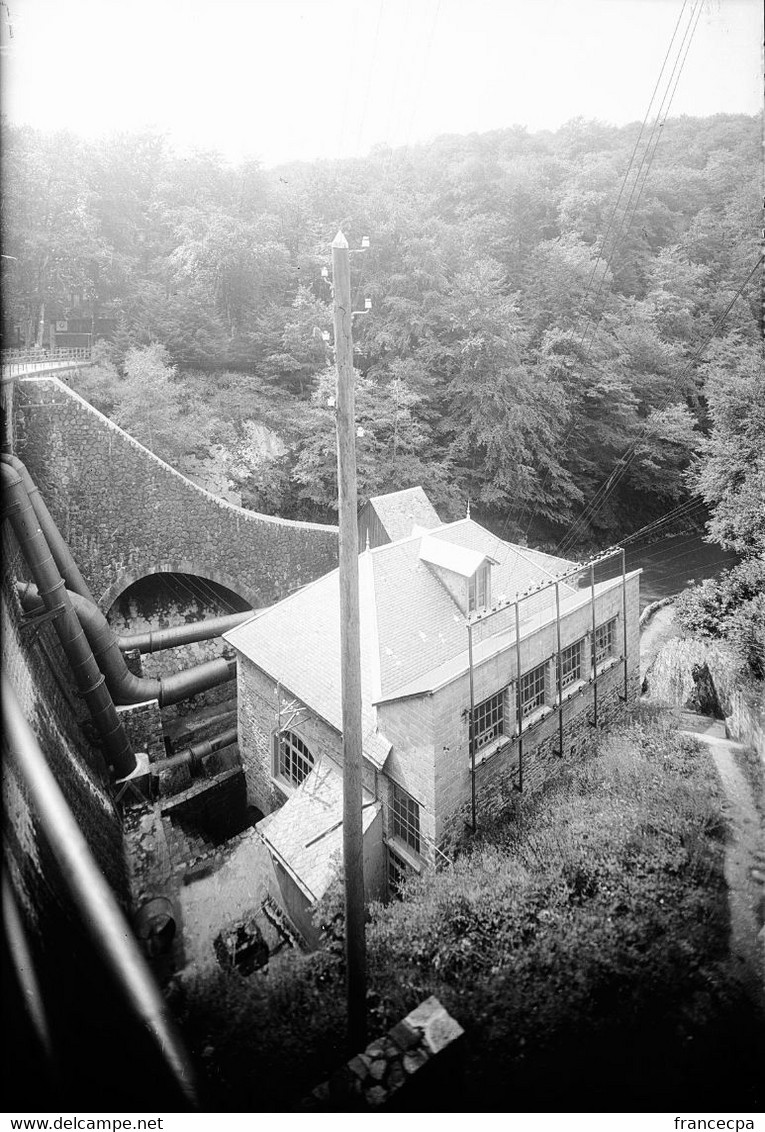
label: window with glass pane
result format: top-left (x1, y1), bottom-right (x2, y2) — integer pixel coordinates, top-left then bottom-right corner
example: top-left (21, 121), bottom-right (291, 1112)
top-left (277, 731), bottom-right (314, 786)
top-left (467, 563), bottom-right (490, 612)
top-left (471, 689), bottom-right (505, 749)
top-left (519, 663), bottom-right (546, 717)
top-left (561, 640), bottom-right (583, 688)
top-left (594, 619), bottom-right (617, 664)
top-left (387, 846), bottom-right (410, 898)
top-left (392, 782), bottom-right (421, 853)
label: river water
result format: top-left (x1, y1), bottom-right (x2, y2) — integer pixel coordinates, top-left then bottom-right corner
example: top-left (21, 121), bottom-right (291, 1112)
top-left (624, 532), bottom-right (739, 609)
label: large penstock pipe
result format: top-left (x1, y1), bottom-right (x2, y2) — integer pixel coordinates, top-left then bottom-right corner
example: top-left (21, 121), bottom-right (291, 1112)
top-left (2, 463), bottom-right (135, 777)
top-left (151, 728), bottom-right (238, 773)
top-left (0, 456), bottom-right (255, 653)
top-left (2, 676), bottom-right (198, 1107)
top-left (18, 582), bottom-right (237, 708)
top-left (117, 610), bottom-right (253, 655)
top-left (1, 454), bottom-right (97, 604)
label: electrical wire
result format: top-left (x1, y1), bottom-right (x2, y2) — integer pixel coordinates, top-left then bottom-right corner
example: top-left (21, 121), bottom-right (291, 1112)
top-left (557, 253), bottom-right (761, 553)
top-left (574, 0), bottom-right (690, 346)
top-left (511, 1), bottom-right (700, 546)
top-left (354, 0), bottom-right (385, 154)
top-left (555, 254), bottom-right (763, 555)
top-left (619, 498), bottom-right (707, 547)
top-left (578, 0), bottom-right (704, 358)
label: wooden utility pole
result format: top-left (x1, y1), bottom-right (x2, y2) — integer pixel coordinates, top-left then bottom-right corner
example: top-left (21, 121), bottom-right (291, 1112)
top-left (331, 229), bottom-right (366, 1051)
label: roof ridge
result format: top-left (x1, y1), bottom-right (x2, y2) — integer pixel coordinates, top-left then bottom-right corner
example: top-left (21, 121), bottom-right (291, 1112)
top-left (368, 485), bottom-right (428, 502)
top-left (368, 514), bottom-right (477, 556)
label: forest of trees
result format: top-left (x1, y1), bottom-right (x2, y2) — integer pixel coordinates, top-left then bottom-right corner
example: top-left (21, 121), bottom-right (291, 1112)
top-left (1, 112), bottom-right (761, 547)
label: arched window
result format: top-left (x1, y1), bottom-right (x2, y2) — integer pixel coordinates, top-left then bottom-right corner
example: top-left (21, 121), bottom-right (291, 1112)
top-left (276, 730), bottom-right (314, 787)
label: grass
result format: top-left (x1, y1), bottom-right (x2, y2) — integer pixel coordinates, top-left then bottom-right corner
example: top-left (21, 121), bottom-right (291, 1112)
top-left (174, 704), bottom-right (764, 1111)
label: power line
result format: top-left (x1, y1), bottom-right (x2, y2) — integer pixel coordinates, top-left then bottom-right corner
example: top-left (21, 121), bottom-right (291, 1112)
top-left (574, 0), bottom-right (691, 346)
top-left (512, 0), bottom-right (701, 547)
top-left (555, 254), bottom-right (763, 554)
top-left (578, 0), bottom-right (703, 357)
top-left (619, 497), bottom-right (707, 547)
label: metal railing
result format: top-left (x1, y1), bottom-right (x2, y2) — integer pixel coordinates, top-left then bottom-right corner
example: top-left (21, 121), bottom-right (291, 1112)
top-left (2, 346), bottom-right (92, 363)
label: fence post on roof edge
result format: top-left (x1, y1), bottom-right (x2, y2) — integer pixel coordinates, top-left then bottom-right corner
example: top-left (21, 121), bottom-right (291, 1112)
top-left (621, 547), bottom-right (629, 702)
top-left (555, 580), bottom-right (564, 757)
top-left (514, 596), bottom-right (523, 792)
top-left (467, 618), bottom-right (476, 833)
top-left (331, 229), bottom-right (366, 1052)
top-left (590, 562), bottom-right (599, 728)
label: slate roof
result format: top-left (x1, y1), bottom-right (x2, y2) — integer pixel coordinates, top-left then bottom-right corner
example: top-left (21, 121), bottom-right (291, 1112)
top-left (258, 759), bottom-right (379, 901)
top-left (224, 510), bottom-right (581, 763)
top-left (419, 534), bottom-right (492, 576)
top-left (366, 486), bottom-right (442, 542)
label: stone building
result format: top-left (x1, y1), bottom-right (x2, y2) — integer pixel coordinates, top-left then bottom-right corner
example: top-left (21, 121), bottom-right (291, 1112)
top-left (224, 492), bottom-right (640, 933)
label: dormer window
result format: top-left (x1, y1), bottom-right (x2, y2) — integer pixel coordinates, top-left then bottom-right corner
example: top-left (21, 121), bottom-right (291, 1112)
top-left (468, 562), bottom-right (491, 613)
top-left (418, 535), bottom-right (496, 616)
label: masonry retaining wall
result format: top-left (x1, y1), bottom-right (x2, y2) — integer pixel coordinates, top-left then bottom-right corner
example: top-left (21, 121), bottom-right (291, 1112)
top-left (16, 377), bottom-right (338, 610)
top-left (2, 525), bottom-right (146, 1103)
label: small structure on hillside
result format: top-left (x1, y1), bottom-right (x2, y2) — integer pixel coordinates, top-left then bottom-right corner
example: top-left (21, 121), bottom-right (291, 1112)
top-left (357, 485), bottom-right (442, 549)
top-left (225, 488), bottom-right (640, 933)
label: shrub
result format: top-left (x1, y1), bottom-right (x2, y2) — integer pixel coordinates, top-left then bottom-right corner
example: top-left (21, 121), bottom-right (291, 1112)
top-left (175, 711), bottom-right (762, 1111)
top-left (675, 559), bottom-right (765, 678)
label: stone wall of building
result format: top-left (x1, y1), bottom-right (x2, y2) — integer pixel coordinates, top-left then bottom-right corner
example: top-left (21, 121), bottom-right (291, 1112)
top-left (17, 377), bottom-right (338, 611)
top-left (235, 655), bottom-right (378, 815)
top-left (433, 574), bottom-right (641, 850)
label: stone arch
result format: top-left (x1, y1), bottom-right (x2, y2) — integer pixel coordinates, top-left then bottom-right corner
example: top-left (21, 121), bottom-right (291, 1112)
top-left (100, 561), bottom-right (255, 615)
top-left (18, 378), bottom-right (339, 612)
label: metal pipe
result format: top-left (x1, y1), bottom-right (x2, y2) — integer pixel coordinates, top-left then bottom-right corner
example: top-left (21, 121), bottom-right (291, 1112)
top-left (117, 611), bottom-right (252, 655)
top-left (2, 464), bottom-right (135, 777)
top-left (555, 580), bottom-right (564, 757)
top-left (17, 583), bottom-right (237, 708)
top-left (2, 676), bottom-right (198, 1106)
top-left (590, 562), bottom-right (598, 728)
top-left (0, 458), bottom-right (253, 652)
top-left (1, 454), bottom-right (96, 604)
top-left (467, 619), bottom-right (476, 832)
top-left (151, 728), bottom-right (238, 773)
top-left (514, 596), bottom-right (523, 793)
top-left (2, 871), bottom-right (55, 1065)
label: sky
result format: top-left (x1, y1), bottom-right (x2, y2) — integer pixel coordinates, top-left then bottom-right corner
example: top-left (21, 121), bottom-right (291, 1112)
top-left (1, 0), bottom-right (762, 168)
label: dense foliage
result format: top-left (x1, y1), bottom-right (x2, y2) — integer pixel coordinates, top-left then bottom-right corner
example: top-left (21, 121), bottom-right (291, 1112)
top-left (176, 707), bottom-right (762, 1111)
top-left (675, 338), bottom-right (765, 678)
top-left (2, 113), bottom-right (761, 539)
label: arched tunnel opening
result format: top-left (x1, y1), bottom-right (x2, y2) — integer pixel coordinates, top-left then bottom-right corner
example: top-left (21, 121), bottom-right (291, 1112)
top-left (108, 572), bottom-right (260, 849)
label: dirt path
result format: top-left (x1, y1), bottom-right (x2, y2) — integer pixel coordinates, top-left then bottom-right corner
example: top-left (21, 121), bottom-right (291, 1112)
top-left (679, 711), bottom-right (765, 1007)
top-left (640, 603), bottom-right (678, 681)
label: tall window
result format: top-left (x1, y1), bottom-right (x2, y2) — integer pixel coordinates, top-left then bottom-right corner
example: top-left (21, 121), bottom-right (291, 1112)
top-left (560, 640), bottom-right (584, 689)
top-left (594, 618), bottom-right (617, 664)
top-left (392, 782), bottom-right (421, 853)
top-left (519, 663), bottom-right (546, 717)
top-left (471, 689), bottom-right (505, 750)
top-left (387, 846), bottom-right (410, 898)
top-left (468, 562), bottom-right (491, 613)
top-left (276, 730), bottom-right (314, 787)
